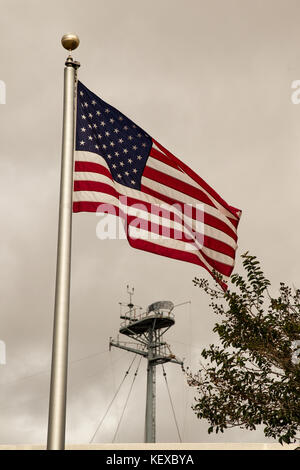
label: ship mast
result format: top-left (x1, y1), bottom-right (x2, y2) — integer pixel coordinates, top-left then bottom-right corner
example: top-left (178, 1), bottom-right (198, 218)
top-left (109, 287), bottom-right (183, 443)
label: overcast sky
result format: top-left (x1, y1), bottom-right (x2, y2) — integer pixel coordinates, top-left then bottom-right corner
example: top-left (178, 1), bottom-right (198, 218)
top-left (0, 0), bottom-right (300, 446)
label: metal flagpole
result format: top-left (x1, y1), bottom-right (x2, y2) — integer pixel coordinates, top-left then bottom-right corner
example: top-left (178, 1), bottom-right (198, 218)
top-left (47, 34), bottom-right (80, 450)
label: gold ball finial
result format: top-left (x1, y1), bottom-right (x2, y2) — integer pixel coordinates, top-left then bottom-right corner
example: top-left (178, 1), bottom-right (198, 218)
top-left (61, 33), bottom-right (80, 51)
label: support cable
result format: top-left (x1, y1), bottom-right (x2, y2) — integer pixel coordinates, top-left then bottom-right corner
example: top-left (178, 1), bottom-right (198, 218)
top-left (112, 356), bottom-right (143, 443)
top-left (0, 349), bottom-right (111, 387)
top-left (89, 355), bottom-right (137, 443)
top-left (162, 364), bottom-right (182, 443)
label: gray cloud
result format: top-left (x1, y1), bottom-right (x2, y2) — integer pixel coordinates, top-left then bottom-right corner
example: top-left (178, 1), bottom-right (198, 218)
top-left (0, 0), bottom-right (299, 445)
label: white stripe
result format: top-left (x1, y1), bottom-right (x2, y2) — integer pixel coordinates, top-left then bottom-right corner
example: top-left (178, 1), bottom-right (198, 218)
top-left (75, 151), bottom-right (237, 239)
top-left (148, 154), bottom-right (238, 223)
top-left (74, 190), bottom-right (201, 245)
top-left (74, 170), bottom-right (237, 252)
top-left (75, 150), bottom-right (108, 166)
top-left (151, 143), bottom-right (239, 223)
top-left (73, 173), bottom-right (237, 252)
top-left (74, 189), bottom-right (235, 267)
top-left (75, 151), bottom-right (237, 234)
top-left (74, 157), bottom-right (237, 251)
top-left (141, 175), bottom-right (237, 239)
top-left (74, 152), bottom-right (235, 277)
top-left (128, 226), bottom-right (230, 281)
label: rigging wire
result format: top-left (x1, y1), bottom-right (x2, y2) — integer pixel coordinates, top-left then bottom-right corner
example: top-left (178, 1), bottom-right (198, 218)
top-left (89, 354), bottom-right (137, 443)
top-left (0, 349), bottom-right (110, 387)
top-left (112, 355), bottom-right (143, 443)
top-left (162, 364), bottom-right (182, 443)
top-left (0, 350), bottom-right (128, 413)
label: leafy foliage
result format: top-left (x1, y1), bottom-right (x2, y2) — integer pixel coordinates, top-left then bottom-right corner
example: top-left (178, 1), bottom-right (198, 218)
top-left (185, 253), bottom-right (300, 444)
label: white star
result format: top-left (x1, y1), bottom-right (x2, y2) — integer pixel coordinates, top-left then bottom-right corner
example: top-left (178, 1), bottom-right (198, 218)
top-left (105, 108), bottom-right (110, 113)
top-left (93, 123), bottom-right (97, 129)
top-left (112, 164), bottom-right (117, 169)
top-left (123, 148), bottom-right (128, 154)
top-left (92, 100), bottom-right (96, 105)
top-left (84, 102), bottom-right (88, 107)
top-left (128, 135), bottom-right (133, 140)
top-left (81, 127), bottom-right (86, 132)
top-left (115, 151), bottom-right (119, 157)
top-left (123, 125), bottom-right (128, 131)
top-left (110, 118), bottom-right (115, 123)
top-left (142, 143), bottom-right (146, 147)
top-left (88, 136), bottom-right (93, 140)
top-left (79, 91), bottom-right (84, 96)
top-left (120, 161), bottom-right (124, 167)
top-left (125, 171), bottom-right (129, 176)
top-left (96, 111), bottom-right (101, 116)
top-left (133, 168), bottom-right (137, 173)
top-left (132, 145), bottom-right (137, 150)
top-left (88, 113), bottom-right (93, 118)
top-left (80, 140), bottom-right (85, 145)
top-left (107, 154), bottom-right (112, 159)
top-left (128, 158), bottom-right (132, 163)
top-left (105, 131), bottom-right (110, 136)
top-left (97, 134), bottom-right (102, 139)
top-left (118, 138), bottom-right (124, 144)
top-left (102, 144), bottom-right (107, 149)
top-left (81, 115), bottom-right (86, 120)
top-left (131, 180), bottom-right (136, 185)
top-left (118, 116), bottom-right (123, 121)
top-left (137, 155), bottom-right (142, 160)
top-left (117, 174), bottom-right (122, 179)
top-left (114, 128), bottom-right (119, 134)
top-left (100, 121), bottom-right (106, 126)
top-left (95, 144), bottom-right (99, 149)
top-left (137, 133), bottom-right (142, 138)
top-left (110, 141), bottom-right (115, 147)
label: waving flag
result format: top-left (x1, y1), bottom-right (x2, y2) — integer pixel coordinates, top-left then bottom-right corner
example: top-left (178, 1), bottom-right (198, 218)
top-left (73, 81), bottom-right (241, 288)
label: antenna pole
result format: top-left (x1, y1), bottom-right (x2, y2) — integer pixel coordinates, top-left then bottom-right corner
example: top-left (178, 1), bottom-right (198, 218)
top-left (109, 296), bottom-right (183, 443)
top-left (145, 328), bottom-right (156, 443)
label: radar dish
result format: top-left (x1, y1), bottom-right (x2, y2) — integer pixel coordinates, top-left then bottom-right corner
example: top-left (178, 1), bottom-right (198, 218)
top-left (147, 301), bottom-right (174, 314)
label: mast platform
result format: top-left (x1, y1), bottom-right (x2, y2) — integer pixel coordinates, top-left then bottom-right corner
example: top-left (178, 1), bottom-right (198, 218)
top-left (119, 313), bottom-right (175, 336)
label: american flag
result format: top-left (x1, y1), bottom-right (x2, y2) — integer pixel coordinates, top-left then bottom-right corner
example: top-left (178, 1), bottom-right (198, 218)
top-left (73, 81), bottom-right (241, 289)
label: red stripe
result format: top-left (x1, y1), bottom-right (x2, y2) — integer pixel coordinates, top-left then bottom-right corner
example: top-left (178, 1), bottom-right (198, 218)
top-left (152, 138), bottom-right (242, 222)
top-left (128, 215), bottom-right (234, 273)
top-left (74, 155), bottom-right (238, 243)
top-left (149, 146), bottom-right (180, 170)
top-left (227, 215), bottom-right (239, 229)
top-left (73, 200), bottom-right (229, 289)
top-left (143, 165), bottom-right (218, 209)
top-left (74, 179), bottom-right (119, 197)
top-left (128, 237), bottom-right (228, 291)
top-left (147, 154), bottom-right (240, 230)
top-left (74, 179), bottom-right (237, 255)
top-left (73, 200), bottom-right (203, 252)
top-left (203, 236), bottom-right (235, 259)
top-left (149, 149), bottom-right (240, 229)
top-left (196, 250), bottom-right (233, 277)
top-left (141, 183), bottom-right (238, 242)
top-left (74, 201), bottom-right (102, 212)
top-left (75, 161), bottom-right (112, 180)
top-left (126, 206), bottom-right (235, 267)
top-left (73, 197), bottom-right (234, 272)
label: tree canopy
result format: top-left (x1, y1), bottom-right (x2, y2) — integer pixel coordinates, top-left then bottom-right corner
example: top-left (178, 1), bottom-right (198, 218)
top-left (185, 253), bottom-right (300, 444)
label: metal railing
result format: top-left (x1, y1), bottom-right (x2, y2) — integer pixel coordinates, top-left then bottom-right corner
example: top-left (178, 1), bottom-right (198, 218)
top-left (120, 308), bottom-right (175, 330)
